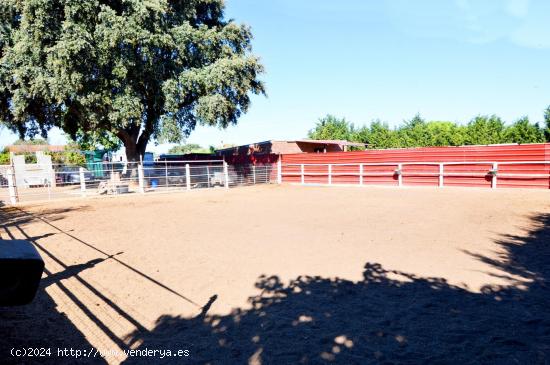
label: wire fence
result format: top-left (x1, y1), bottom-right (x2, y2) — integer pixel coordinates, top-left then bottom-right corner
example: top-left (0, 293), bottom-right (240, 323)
top-left (4, 158), bottom-right (548, 204)
top-left (0, 165), bottom-right (9, 203)
top-left (0, 161), bottom-right (275, 204)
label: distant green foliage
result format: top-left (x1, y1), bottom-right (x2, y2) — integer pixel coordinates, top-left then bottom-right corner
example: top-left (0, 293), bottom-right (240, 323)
top-left (1, 140), bottom-right (86, 166)
top-left (0, 148), bottom-right (10, 164)
top-left (13, 138), bottom-right (49, 145)
top-left (424, 121), bottom-right (466, 147)
top-left (544, 106), bottom-right (550, 142)
top-left (309, 111), bottom-right (550, 149)
top-left (24, 154), bottom-right (37, 164)
top-left (463, 115), bottom-right (506, 145)
top-left (46, 150), bottom-right (86, 166)
top-left (68, 131), bottom-right (121, 152)
top-left (355, 120), bottom-right (400, 149)
top-left (503, 117), bottom-right (545, 144)
top-left (168, 144), bottom-right (210, 154)
top-left (308, 115), bottom-right (356, 141)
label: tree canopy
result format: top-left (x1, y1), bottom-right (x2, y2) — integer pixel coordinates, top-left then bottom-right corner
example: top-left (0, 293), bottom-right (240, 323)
top-left (309, 111), bottom-right (550, 149)
top-left (0, 0), bottom-right (264, 162)
top-left (308, 115), bottom-right (356, 141)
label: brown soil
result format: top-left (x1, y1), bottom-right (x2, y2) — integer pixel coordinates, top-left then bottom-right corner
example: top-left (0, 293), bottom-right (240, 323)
top-left (1, 185), bottom-right (550, 364)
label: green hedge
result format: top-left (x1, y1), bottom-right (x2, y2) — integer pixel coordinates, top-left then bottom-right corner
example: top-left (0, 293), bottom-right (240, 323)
top-left (0, 149), bottom-right (86, 166)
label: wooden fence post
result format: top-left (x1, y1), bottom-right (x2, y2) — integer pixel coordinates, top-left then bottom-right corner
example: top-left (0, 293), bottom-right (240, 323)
top-left (223, 162), bottom-right (229, 189)
top-left (7, 167), bottom-right (18, 204)
top-left (138, 165), bottom-right (145, 193)
top-left (398, 163), bottom-right (403, 187)
top-left (491, 162), bottom-right (498, 189)
top-left (186, 164), bottom-right (191, 190)
top-left (79, 167), bottom-right (86, 195)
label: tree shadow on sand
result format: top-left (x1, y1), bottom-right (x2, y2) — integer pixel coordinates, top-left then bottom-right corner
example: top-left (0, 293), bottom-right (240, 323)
top-left (123, 213), bottom-right (550, 364)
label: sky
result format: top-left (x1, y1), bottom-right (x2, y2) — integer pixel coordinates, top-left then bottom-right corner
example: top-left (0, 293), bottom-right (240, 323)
top-left (1, 0), bottom-right (550, 153)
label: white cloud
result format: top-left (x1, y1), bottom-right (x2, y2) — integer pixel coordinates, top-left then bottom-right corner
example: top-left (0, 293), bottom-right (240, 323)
top-left (511, 22), bottom-right (550, 48)
top-left (387, 0), bottom-right (549, 49)
top-left (505, 0), bottom-right (529, 18)
top-left (508, 1), bottom-right (550, 48)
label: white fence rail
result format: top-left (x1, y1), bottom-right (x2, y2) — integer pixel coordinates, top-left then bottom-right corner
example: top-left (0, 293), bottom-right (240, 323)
top-left (3, 159), bottom-right (548, 203)
top-left (0, 161), bottom-right (274, 204)
top-left (280, 161), bottom-right (550, 189)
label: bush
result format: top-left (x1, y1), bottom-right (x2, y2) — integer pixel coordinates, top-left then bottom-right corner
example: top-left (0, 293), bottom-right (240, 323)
top-left (46, 151), bottom-right (86, 166)
top-left (0, 149), bottom-right (10, 165)
top-left (0, 149), bottom-right (87, 166)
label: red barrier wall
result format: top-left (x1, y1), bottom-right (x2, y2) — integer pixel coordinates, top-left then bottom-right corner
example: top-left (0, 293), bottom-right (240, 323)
top-left (225, 153), bottom-right (279, 165)
top-left (281, 143), bottom-right (550, 189)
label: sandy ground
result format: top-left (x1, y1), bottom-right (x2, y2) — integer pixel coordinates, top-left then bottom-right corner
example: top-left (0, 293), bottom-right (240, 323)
top-left (1, 184), bottom-right (550, 364)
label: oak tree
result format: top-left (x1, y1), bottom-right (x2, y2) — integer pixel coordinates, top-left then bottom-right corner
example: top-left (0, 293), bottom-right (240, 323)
top-left (0, 0), bottom-right (264, 162)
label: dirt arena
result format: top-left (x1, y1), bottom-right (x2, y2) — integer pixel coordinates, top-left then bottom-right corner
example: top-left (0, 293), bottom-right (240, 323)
top-left (1, 185), bottom-right (550, 364)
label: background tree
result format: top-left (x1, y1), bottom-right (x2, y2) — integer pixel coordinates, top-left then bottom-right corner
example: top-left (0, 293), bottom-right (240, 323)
top-left (69, 130), bottom-right (122, 153)
top-left (13, 138), bottom-right (49, 146)
top-left (398, 114), bottom-right (432, 147)
top-left (0, 0), bottom-right (264, 162)
top-left (307, 111), bottom-right (548, 149)
top-left (167, 143), bottom-right (210, 154)
top-left (308, 115), bottom-right (355, 141)
top-left (503, 117), bottom-right (545, 144)
top-left (358, 121), bottom-right (400, 149)
top-left (463, 115), bottom-right (505, 145)
top-left (47, 141), bottom-right (87, 166)
top-left (424, 121), bottom-right (466, 146)
top-left (544, 105), bottom-right (550, 142)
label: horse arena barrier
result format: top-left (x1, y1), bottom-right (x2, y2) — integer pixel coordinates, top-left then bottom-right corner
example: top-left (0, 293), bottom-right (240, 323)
top-left (0, 160), bottom-right (275, 204)
top-left (279, 143), bottom-right (550, 189)
top-left (2, 144), bottom-right (549, 204)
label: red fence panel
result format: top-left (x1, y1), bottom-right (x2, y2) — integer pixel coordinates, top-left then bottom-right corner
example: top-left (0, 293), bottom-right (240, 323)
top-left (443, 163), bottom-right (493, 188)
top-left (332, 164), bottom-right (359, 185)
top-left (280, 143), bottom-right (550, 189)
top-left (497, 162), bottom-right (550, 189)
top-left (363, 164), bottom-right (399, 186)
top-left (305, 164), bottom-right (329, 184)
top-left (402, 164), bottom-right (439, 186)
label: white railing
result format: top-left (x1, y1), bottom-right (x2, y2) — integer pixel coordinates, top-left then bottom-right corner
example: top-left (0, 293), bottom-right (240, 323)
top-left (2, 159), bottom-right (548, 203)
top-left (0, 161), bottom-right (274, 204)
top-left (279, 161), bottom-right (550, 189)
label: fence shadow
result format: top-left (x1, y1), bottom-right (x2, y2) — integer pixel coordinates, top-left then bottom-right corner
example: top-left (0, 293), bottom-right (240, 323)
top-left (1, 204), bottom-right (205, 363)
top-left (122, 213), bottom-right (550, 364)
top-left (0, 281), bottom-right (108, 365)
top-left (0, 205), bottom-right (89, 230)
top-left (0, 205), bottom-right (108, 364)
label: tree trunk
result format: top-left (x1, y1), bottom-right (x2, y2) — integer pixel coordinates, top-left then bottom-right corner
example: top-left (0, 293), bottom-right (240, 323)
top-left (124, 140), bottom-right (142, 164)
top-left (118, 120), bottom-right (152, 178)
top-left (121, 135), bottom-right (148, 179)
top-left (121, 141), bottom-right (139, 179)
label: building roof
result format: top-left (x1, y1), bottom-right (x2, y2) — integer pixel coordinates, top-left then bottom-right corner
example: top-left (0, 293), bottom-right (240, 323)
top-left (215, 139), bottom-right (365, 152)
top-left (288, 139), bottom-right (366, 147)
